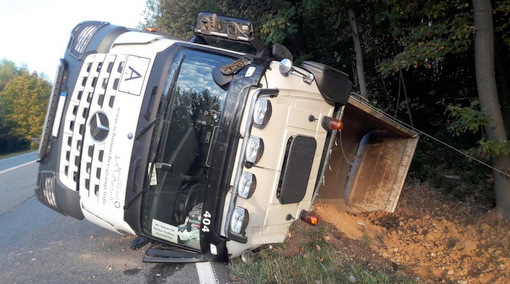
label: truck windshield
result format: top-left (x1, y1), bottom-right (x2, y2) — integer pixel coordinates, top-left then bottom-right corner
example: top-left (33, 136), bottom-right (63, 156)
top-left (141, 49), bottom-right (234, 250)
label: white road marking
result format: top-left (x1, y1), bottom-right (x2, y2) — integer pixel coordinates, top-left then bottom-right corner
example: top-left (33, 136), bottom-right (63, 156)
top-left (196, 261), bottom-right (218, 284)
top-left (0, 160), bottom-right (37, 175)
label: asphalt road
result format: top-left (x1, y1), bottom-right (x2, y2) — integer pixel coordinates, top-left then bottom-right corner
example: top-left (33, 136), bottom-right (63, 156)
top-left (0, 151), bottom-right (38, 172)
top-left (0, 152), bottom-right (231, 284)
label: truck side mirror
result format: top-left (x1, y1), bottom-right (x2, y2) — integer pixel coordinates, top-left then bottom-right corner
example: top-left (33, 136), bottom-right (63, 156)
top-left (272, 43), bottom-right (293, 62)
top-left (279, 58), bottom-right (293, 75)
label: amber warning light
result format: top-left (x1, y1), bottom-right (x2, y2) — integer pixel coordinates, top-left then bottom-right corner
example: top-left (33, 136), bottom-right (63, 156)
top-left (321, 116), bottom-right (344, 131)
top-left (300, 210), bottom-right (319, 225)
top-left (146, 27), bottom-right (157, 32)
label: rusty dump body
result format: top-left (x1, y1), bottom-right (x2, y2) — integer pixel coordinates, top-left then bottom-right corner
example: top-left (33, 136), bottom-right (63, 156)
top-left (317, 95), bottom-right (419, 213)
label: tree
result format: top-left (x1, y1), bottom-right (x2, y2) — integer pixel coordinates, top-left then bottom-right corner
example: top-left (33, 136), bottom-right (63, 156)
top-left (0, 72), bottom-right (51, 149)
top-left (0, 59), bottom-right (31, 91)
top-left (1, 59), bottom-right (20, 91)
top-left (348, 8), bottom-right (367, 98)
top-left (472, 0), bottom-right (510, 218)
top-left (378, 0), bottom-right (474, 75)
top-left (0, 59), bottom-right (33, 153)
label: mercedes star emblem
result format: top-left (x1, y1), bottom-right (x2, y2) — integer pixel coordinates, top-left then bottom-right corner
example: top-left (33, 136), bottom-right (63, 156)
top-left (89, 112), bottom-right (110, 142)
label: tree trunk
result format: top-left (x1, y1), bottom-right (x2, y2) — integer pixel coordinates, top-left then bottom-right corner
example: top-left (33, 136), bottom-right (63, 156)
top-left (348, 8), bottom-right (368, 98)
top-left (472, 0), bottom-right (510, 219)
top-left (494, 36), bottom-right (510, 137)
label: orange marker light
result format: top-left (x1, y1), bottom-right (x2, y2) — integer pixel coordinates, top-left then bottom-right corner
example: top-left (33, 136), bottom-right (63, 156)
top-left (328, 118), bottom-right (343, 131)
top-left (321, 116), bottom-right (344, 131)
top-left (305, 213), bottom-right (320, 225)
top-left (300, 210), bottom-right (320, 226)
top-left (146, 27), bottom-right (157, 32)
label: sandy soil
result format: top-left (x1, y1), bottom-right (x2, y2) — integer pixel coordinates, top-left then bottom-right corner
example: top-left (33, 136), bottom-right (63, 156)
top-left (313, 183), bottom-right (510, 283)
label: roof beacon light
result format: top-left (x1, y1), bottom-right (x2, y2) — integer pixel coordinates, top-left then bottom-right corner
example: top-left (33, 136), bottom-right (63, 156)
top-left (321, 116), bottom-right (344, 131)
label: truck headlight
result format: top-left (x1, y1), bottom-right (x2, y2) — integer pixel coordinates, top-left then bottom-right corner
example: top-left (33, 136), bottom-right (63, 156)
top-left (246, 136), bottom-right (264, 164)
top-left (238, 172), bottom-right (256, 199)
top-left (68, 21), bottom-right (108, 59)
top-left (253, 99), bottom-right (272, 127)
top-left (36, 171), bottom-right (59, 209)
top-left (231, 206), bottom-right (249, 234)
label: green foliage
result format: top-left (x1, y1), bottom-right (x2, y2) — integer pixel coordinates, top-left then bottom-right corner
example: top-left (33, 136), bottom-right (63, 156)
top-left (0, 60), bottom-right (32, 153)
top-left (477, 138), bottom-right (510, 157)
top-left (144, 0), bottom-right (293, 41)
top-left (260, 6), bottom-right (298, 43)
top-left (446, 100), bottom-right (510, 158)
top-left (0, 59), bottom-right (28, 91)
top-left (0, 64), bottom-right (50, 150)
top-left (495, 0), bottom-right (510, 46)
top-left (143, 0), bottom-right (208, 39)
top-left (447, 100), bottom-right (488, 136)
top-left (378, 0), bottom-right (473, 75)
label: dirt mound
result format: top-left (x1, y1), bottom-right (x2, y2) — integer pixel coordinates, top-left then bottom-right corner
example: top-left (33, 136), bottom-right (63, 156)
top-left (314, 183), bottom-right (510, 283)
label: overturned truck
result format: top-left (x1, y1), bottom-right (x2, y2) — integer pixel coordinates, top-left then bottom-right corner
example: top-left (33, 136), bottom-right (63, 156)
top-left (36, 13), bottom-right (418, 263)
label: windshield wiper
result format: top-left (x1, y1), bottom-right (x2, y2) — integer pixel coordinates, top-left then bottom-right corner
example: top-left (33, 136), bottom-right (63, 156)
top-left (135, 117), bottom-right (158, 140)
top-left (123, 159), bottom-right (157, 210)
top-left (124, 55), bottom-right (186, 210)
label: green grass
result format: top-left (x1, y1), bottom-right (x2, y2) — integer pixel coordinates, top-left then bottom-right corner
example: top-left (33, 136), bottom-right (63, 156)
top-left (229, 223), bottom-right (420, 284)
top-left (362, 234), bottom-right (372, 246)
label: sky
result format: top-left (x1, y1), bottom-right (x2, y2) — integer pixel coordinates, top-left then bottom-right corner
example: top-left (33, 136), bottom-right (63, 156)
top-left (0, 0), bottom-right (147, 79)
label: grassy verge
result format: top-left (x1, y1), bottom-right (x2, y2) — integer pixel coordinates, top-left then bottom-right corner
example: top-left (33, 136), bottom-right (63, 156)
top-left (0, 150), bottom-right (34, 160)
top-left (229, 222), bottom-right (420, 284)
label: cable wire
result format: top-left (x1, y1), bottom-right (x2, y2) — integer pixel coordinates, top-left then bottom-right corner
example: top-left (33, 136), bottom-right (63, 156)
top-left (368, 105), bottom-right (510, 178)
top-left (338, 130), bottom-right (353, 165)
top-left (412, 128), bottom-right (509, 178)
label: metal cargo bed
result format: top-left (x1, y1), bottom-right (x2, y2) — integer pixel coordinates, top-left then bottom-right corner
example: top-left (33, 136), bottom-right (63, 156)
top-left (317, 96), bottom-right (419, 213)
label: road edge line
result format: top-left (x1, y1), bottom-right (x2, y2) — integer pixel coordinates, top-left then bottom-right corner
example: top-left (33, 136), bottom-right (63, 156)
top-left (0, 160), bottom-right (37, 175)
top-left (196, 261), bottom-right (218, 284)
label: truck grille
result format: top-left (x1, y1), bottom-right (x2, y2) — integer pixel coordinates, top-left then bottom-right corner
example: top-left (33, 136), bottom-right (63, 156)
top-left (59, 53), bottom-right (127, 199)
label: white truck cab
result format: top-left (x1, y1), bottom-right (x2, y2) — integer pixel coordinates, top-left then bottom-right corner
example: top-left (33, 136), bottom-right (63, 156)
top-left (36, 13), bottom-right (418, 262)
